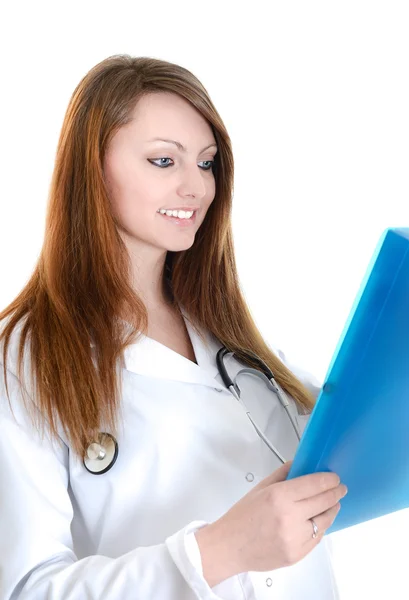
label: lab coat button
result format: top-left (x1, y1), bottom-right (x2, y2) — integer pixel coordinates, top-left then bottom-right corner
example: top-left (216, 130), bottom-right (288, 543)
top-left (266, 577), bottom-right (273, 587)
top-left (245, 472), bottom-right (254, 482)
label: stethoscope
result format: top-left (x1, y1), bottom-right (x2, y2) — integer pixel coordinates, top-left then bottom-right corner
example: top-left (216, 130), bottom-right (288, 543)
top-left (83, 346), bottom-right (302, 474)
top-left (83, 432), bottom-right (119, 474)
top-left (216, 346), bottom-right (302, 464)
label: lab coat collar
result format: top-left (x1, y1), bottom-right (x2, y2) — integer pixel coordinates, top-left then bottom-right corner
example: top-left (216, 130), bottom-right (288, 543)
top-left (120, 307), bottom-right (224, 389)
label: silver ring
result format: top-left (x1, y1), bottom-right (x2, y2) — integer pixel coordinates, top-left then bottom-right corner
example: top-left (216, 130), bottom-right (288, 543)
top-left (310, 518), bottom-right (318, 539)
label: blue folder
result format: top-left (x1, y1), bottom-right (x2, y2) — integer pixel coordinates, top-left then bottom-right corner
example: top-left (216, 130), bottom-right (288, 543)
top-left (287, 227), bottom-right (409, 534)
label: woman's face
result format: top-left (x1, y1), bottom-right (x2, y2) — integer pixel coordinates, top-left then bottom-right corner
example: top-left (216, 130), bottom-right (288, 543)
top-left (103, 91), bottom-right (217, 255)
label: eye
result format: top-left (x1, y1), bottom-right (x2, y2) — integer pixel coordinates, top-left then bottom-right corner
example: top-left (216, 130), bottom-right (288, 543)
top-left (148, 158), bottom-right (215, 171)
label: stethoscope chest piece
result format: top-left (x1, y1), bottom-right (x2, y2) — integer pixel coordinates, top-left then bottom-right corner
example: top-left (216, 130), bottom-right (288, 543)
top-left (83, 432), bottom-right (118, 474)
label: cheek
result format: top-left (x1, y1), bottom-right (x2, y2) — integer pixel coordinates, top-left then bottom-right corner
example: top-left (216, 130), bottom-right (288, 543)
top-left (105, 165), bottom-right (158, 222)
top-left (111, 195), bottom-right (155, 231)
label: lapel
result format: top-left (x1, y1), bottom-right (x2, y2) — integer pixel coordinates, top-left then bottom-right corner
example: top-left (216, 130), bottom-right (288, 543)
top-left (121, 307), bottom-right (225, 389)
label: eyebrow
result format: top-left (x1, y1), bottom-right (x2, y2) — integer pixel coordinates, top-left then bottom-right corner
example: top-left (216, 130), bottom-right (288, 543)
top-left (147, 138), bottom-right (218, 153)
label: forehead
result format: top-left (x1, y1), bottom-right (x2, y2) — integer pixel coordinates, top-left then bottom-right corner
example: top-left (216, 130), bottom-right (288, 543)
top-left (127, 92), bottom-right (216, 143)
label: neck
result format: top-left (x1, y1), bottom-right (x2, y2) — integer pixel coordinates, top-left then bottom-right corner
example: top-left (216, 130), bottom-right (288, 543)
top-left (119, 230), bottom-right (173, 311)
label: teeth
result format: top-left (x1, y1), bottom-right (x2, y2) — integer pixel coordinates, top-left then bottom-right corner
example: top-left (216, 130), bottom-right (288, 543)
top-left (158, 209), bottom-right (195, 219)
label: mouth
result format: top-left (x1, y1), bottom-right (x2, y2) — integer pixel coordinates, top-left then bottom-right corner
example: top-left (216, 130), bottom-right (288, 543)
top-left (156, 208), bottom-right (198, 227)
top-left (157, 208), bottom-right (198, 218)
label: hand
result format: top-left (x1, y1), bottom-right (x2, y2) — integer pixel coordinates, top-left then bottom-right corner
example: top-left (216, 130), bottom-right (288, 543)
top-left (196, 461), bottom-right (347, 581)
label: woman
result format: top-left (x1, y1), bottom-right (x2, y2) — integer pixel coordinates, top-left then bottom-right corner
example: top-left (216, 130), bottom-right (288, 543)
top-left (0, 55), bottom-right (346, 599)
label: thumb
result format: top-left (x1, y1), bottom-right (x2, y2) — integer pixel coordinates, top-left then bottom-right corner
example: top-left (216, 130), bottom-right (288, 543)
top-left (253, 460), bottom-right (293, 492)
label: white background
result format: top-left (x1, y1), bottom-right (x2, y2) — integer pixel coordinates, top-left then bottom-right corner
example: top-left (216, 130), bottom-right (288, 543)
top-left (1, 1), bottom-right (409, 597)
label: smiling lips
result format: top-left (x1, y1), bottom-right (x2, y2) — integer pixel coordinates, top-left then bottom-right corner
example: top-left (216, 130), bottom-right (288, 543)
top-left (157, 208), bottom-right (195, 219)
top-left (157, 208), bottom-right (198, 226)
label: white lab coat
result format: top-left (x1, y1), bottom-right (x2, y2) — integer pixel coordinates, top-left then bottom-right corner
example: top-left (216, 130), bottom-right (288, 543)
top-left (0, 310), bottom-right (340, 599)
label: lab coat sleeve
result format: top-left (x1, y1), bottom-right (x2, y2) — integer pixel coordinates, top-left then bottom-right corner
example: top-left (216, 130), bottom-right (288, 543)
top-left (0, 367), bottom-right (247, 600)
top-left (184, 530), bottom-right (206, 576)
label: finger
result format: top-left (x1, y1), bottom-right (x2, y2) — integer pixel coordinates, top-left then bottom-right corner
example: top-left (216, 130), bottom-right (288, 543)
top-left (297, 484), bottom-right (348, 519)
top-left (302, 503), bottom-right (341, 549)
top-left (283, 471), bottom-right (341, 501)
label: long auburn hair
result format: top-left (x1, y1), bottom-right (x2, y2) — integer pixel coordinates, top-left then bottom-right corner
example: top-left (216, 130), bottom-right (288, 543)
top-left (0, 54), bottom-right (317, 460)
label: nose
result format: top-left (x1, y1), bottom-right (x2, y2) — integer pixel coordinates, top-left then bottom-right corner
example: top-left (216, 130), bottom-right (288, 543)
top-left (179, 164), bottom-right (208, 199)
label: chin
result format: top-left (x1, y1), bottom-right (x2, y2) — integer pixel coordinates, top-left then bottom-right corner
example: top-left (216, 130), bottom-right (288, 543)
top-left (165, 238), bottom-right (196, 252)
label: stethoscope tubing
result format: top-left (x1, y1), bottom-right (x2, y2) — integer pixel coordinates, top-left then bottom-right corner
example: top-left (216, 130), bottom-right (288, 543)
top-left (216, 347), bottom-right (302, 464)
